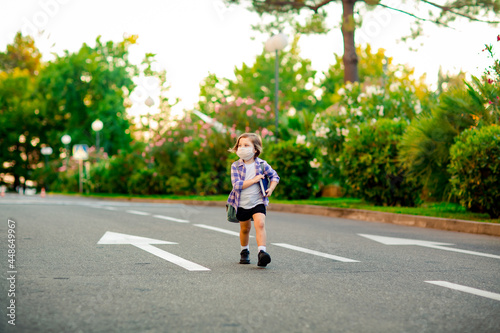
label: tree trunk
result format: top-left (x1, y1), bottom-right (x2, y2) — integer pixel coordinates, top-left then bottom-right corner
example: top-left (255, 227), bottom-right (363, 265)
top-left (341, 0), bottom-right (359, 83)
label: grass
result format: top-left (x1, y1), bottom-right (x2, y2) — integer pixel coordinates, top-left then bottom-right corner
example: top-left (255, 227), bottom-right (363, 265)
top-left (53, 192), bottom-right (499, 224)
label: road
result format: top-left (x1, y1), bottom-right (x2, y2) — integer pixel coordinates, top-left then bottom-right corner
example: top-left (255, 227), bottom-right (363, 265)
top-left (0, 194), bottom-right (499, 332)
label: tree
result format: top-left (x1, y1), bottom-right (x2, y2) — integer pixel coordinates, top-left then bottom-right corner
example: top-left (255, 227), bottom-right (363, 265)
top-left (198, 35), bottom-right (318, 137)
top-left (0, 33), bottom-right (43, 190)
top-left (226, 0), bottom-right (500, 83)
top-left (36, 35), bottom-right (139, 157)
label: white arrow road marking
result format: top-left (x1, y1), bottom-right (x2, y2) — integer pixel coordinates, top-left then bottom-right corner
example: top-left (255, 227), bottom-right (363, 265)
top-left (426, 281), bottom-right (500, 302)
top-left (126, 210), bottom-right (151, 216)
top-left (272, 243), bottom-right (360, 263)
top-left (194, 224), bottom-right (254, 238)
top-left (97, 231), bottom-right (210, 272)
top-left (358, 234), bottom-right (500, 260)
top-left (153, 215), bottom-right (189, 223)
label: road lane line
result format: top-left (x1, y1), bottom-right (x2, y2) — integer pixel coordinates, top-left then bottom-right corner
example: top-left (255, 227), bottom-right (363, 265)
top-left (132, 244), bottom-right (210, 272)
top-left (103, 207), bottom-right (117, 211)
top-left (126, 210), bottom-right (151, 216)
top-left (153, 215), bottom-right (189, 223)
top-left (425, 281), bottom-right (500, 301)
top-left (194, 224), bottom-right (254, 238)
top-left (272, 243), bottom-right (360, 262)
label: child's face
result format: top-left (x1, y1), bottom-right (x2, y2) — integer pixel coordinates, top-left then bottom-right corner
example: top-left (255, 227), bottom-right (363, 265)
top-left (238, 138), bottom-right (255, 151)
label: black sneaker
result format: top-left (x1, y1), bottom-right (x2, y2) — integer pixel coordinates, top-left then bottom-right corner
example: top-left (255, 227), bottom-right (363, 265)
top-left (240, 249), bottom-right (250, 264)
top-left (257, 250), bottom-right (271, 267)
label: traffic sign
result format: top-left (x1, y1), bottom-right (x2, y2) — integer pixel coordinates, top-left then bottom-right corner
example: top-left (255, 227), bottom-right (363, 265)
top-left (72, 144), bottom-right (89, 160)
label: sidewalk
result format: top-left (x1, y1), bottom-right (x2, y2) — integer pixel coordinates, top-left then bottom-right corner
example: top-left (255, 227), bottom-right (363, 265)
top-left (95, 196), bottom-right (500, 237)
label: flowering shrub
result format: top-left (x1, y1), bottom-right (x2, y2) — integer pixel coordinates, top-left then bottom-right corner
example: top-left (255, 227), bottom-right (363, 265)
top-left (311, 79), bottom-right (428, 186)
top-left (448, 125), bottom-right (500, 218)
top-left (265, 139), bottom-right (320, 200)
top-left (340, 119), bottom-right (422, 206)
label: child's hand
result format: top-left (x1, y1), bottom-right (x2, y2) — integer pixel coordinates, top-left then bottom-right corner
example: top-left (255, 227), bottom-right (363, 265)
top-left (265, 188), bottom-right (273, 197)
top-left (253, 175), bottom-right (265, 184)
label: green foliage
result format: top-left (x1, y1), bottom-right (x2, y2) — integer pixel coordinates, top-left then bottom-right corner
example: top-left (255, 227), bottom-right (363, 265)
top-left (36, 35), bottom-right (138, 157)
top-left (127, 168), bottom-right (164, 195)
top-left (311, 69), bottom-right (430, 186)
top-left (195, 171), bottom-right (221, 196)
top-left (98, 147), bottom-right (147, 194)
top-left (340, 119), bottom-right (422, 206)
top-left (166, 176), bottom-right (191, 195)
top-left (448, 125), bottom-right (500, 218)
top-left (400, 38), bottom-right (500, 201)
top-left (0, 32), bottom-right (41, 75)
top-left (266, 140), bottom-right (319, 200)
top-left (198, 35), bottom-right (318, 138)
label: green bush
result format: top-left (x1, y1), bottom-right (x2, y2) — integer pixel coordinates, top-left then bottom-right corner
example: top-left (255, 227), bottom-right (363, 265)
top-left (340, 119), bottom-right (422, 206)
top-left (50, 168), bottom-right (79, 193)
top-left (195, 171), bottom-right (221, 195)
top-left (166, 176), bottom-right (192, 195)
top-left (265, 140), bottom-right (319, 200)
top-left (448, 125), bottom-right (500, 218)
top-left (127, 168), bottom-right (165, 195)
top-left (100, 148), bottom-right (146, 194)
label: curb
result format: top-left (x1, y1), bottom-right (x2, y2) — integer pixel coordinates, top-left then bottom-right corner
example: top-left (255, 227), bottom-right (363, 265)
top-left (96, 197), bottom-right (500, 237)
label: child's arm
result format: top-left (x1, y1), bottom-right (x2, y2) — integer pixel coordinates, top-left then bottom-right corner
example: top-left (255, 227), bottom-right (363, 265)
top-left (262, 161), bottom-right (280, 197)
top-left (231, 163), bottom-right (264, 191)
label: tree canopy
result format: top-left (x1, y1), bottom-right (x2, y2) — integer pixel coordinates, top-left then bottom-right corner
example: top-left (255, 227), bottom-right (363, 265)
top-left (226, 0), bottom-right (500, 83)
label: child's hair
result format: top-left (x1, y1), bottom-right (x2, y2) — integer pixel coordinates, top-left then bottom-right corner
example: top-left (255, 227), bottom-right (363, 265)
top-left (228, 133), bottom-right (263, 158)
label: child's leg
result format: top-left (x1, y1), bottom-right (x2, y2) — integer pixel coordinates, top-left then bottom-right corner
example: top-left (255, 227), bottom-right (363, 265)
top-left (239, 220), bottom-right (252, 247)
top-left (252, 213), bottom-right (266, 248)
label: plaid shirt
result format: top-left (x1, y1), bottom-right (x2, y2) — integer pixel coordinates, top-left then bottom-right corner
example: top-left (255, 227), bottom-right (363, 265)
top-left (227, 157), bottom-right (280, 212)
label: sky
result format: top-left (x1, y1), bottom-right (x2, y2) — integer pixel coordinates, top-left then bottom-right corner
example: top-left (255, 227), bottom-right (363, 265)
top-left (1, 0), bottom-right (499, 116)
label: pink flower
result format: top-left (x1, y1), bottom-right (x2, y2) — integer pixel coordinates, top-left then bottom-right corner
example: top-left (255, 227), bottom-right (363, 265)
top-left (194, 151), bottom-right (199, 156)
top-left (231, 133), bottom-right (236, 139)
top-left (246, 110), bottom-right (253, 117)
top-left (246, 98), bottom-right (255, 105)
top-left (264, 105), bottom-right (271, 112)
top-left (262, 128), bottom-right (269, 136)
top-left (497, 35), bottom-right (500, 41)
top-left (183, 137), bottom-right (189, 143)
top-left (236, 97), bottom-right (243, 106)
top-left (168, 138), bottom-right (173, 142)
top-left (245, 126), bottom-right (251, 132)
top-left (142, 152), bottom-right (146, 157)
top-left (215, 104), bottom-right (220, 113)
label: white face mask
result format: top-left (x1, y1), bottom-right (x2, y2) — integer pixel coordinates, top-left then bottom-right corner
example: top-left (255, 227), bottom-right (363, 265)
top-left (237, 147), bottom-right (255, 161)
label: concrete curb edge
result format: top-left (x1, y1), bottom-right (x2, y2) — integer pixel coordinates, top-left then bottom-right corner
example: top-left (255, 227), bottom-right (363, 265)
top-left (97, 197), bottom-right (500, 237)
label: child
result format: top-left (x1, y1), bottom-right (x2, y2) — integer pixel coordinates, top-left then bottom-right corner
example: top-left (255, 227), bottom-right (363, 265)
top-left (227, 133), bottom-right (280, 267)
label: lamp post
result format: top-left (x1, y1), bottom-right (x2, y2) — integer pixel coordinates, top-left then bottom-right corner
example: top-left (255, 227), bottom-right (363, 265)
top-left (91, 119), bottom-right (103, 161)
top-left (61, 134), bottom-right (71, 169)
top-left (145, 96), bottom-right (154, 141)
top-left (41, 146), bottom-right (53, 167)
top-left (265, 32), bottom-right (288, 142)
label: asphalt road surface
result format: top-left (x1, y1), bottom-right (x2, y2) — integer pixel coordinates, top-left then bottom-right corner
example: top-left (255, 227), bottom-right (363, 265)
top-left (1, 194), bottom-right (499, 333)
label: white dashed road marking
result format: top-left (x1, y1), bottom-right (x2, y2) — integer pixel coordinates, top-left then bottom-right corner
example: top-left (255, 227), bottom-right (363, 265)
top-left (153, 215), bottom-right (190, 223)
top-left (426, 281), bottom-right (500, 301)
top-left (272, 243), bottom-right (360, 263)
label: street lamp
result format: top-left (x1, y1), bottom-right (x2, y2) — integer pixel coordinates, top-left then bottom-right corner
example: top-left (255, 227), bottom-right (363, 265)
top-left (91, 119), bottom-right (103, 161)
top-left (61, 134), bottom-right (71, 168)
top-left (41, 146), bottom-right (53, 166)
top-left (265, 32), bottom-right (288, 142)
